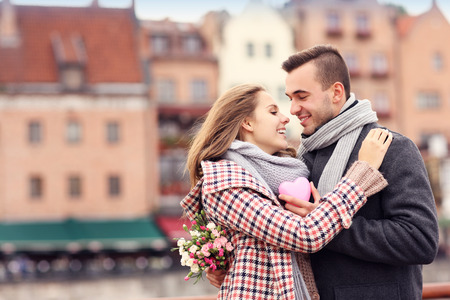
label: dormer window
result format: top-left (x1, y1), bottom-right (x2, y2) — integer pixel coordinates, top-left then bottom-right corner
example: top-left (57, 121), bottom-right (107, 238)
top-left (151, 34), bottom-right (170, 55)
top-left (51, 33), bottom-right (87, 92)
top-left (183, 35), bottom-right (202, 55)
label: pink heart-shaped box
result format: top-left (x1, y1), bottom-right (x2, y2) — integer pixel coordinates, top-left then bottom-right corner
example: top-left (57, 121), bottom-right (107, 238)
top-left (278, 177), bottom-right (311, 201)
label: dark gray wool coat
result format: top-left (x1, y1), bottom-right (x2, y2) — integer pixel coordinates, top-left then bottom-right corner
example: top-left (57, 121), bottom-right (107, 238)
top-left (303, 122), bottom-right (439, 300)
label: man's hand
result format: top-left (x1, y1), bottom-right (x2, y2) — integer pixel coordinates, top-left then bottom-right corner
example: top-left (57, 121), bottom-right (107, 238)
top-left (205, 268), bottom-right (227, 288)
top-left (279, 182), bottom-right (320, 217)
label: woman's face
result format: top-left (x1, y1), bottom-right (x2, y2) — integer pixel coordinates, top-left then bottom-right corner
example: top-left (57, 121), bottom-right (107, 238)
top-left (242, 91), bottom-right (290, 155)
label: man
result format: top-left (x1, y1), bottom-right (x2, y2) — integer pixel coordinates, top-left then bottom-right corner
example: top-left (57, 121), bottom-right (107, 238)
top-left (206, 44), bottom-right (439, 299)
top-left (281, 44), bottom-right (439, 299)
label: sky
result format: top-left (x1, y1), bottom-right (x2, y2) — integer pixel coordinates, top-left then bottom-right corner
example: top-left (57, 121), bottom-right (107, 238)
top-left (5, 0), bottom-right (450, 23)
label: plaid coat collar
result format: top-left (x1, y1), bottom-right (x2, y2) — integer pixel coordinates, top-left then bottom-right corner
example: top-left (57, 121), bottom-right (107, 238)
top-left (181, 159), bottom-right (281, 221)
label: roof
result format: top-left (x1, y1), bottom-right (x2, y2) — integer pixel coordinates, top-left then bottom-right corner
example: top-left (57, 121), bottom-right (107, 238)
top-left (0, 5), bottom-right (143, 84)
top-left (397, 15), bottom-right (418, 37)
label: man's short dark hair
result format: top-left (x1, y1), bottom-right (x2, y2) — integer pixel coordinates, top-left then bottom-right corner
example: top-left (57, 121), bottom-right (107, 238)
top-left (282, 44), bottom-right (351, 99)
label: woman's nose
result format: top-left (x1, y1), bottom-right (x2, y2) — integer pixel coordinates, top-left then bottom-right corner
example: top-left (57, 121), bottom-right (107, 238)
top-left (280, 113), bottom-right (290, 124)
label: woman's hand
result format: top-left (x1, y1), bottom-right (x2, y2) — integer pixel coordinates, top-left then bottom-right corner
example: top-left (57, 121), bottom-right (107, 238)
top-left (205, 268), bottom-right (227, 288)
top-left (280, 182), bottom-right (320, 217)
top-left (359, 128), bottom-right (393, 170)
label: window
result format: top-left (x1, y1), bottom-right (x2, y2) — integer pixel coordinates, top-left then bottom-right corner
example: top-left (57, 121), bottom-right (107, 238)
top-left (183, 35), bottom-right (201, 55)
top-left (68, 175), bottom-right (82, 198)
top-left (246, 42), bottom-right (254, 57)
top-left (432, 52), bottom-right (443, 71)
top-left (28, 121), bottom-right (42, 144)
top-left (151, 35), bottom-right (169, 55)
top-left (66, 121), bottom-right (82, 144)
top-left (108, 175), bottom-right (121, 197)
top-left (416, 92), bottom-right (441, 109)
top-left (160, 152), bottom-right (189, 195)
top-left (326, 11), bottom-right (342, 35)
top-left (373, 91), bottom-right (390, 116)
top-left (30, 176), bottom-right (43, 199)
top-left (278, 86), bottom-right (287, 101)
top-left (61, 66), bottom-right (85, 91)
top-left (190, 79), bottom-right (208, 102)
top-left (157, 79), bottom-right (176, 103)
top-left (371, 53), bottom-right (388, 77)
top-left (356, 13), bottom-right (370, 37)
top-left (265, 43), bottom-right (272, 58)
top-left (106, 122), bottom-right (120, 144)
top-left (344, 53), bottom-right (360, 76)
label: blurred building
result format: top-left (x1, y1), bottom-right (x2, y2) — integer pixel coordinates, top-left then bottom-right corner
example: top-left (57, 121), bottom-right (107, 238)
top-left (140, 18), bottom-right (218, 216)
top-left (213, 0), bottom-right (302, 142)
top-left (397, 0), bottom-right (450, 147)
top-left (283, 0), bottom-right (398, 131)
top-left (0, 0), bottom-right (165, 255)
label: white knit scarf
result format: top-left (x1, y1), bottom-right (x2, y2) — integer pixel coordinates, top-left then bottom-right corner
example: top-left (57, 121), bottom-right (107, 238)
top-left (222, 140), bottom-right (310, 197)
top-left (298, 94), bottom-right (378, 195)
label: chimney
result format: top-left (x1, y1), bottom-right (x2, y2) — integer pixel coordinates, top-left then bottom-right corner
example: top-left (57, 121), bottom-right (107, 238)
top-left (91, 0), bottom-right (99, 8)
top-left (0, 0), bottom-right (20, 48)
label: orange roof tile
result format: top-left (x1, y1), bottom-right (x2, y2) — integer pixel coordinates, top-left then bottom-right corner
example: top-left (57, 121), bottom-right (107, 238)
top-left (0, 5), bottom-right (142, 84)
top-left (397, 15), bottom-right (418, 37)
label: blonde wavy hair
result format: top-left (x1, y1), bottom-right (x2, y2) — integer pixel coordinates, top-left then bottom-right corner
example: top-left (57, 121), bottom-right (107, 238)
top-left (186, 83), bottom-right (295, 187)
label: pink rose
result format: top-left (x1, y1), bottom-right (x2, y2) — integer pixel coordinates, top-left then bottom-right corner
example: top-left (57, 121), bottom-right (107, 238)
top-left (201, 244), bottom-right (211, 257)
top-left (226, 242), bottom-right (234, 252)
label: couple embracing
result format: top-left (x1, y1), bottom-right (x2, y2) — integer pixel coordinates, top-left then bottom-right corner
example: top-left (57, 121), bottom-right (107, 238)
top-left (181, 44), bottom-right (439, 300)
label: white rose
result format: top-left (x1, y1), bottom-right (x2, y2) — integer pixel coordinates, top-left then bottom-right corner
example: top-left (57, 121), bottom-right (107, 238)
top-left (191, 264), bottom-right (200, 273)
top-left (206, 223), bottom-right (216, 230)
top-left (177, 238), bottom-right (185, 247)
top-left (180, 256), bottom-right (187, 266)
top-left (181, 252), bottom-right (190, 262)
top-left (189, 245), bottom-right (198, 253)
top-left (186, 259), bottom-right (194, 267)
top-left (190, 230), bottom-right (200, 237)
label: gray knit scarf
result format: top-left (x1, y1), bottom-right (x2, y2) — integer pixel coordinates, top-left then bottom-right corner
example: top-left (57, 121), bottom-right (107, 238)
top-left (222, 140), bottom-right (310, 197)
top-left (298, 93), bottom-right (378, 195)
top-left (223, 140), bottom-right (312, 300)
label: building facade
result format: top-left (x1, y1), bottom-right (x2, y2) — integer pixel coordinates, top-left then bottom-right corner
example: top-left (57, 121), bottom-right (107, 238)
top-left (0, 1), bottom-right (157, 222)
top-left (140, 18), bottom-right (219, 214)
top-left (214, 0), bottom-right (302, 142)
top-left (284, 0), bottom-right (399, 131)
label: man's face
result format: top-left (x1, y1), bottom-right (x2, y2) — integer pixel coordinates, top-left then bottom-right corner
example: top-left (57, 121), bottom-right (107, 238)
top-left (285, 62), bottom-right (337, 136)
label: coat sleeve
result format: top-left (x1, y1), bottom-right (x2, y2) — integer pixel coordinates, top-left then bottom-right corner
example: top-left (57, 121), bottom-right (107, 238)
top-left (202, 177), bottom-right (367, 253)
top-left (324, 135), bottom-right (439, 265)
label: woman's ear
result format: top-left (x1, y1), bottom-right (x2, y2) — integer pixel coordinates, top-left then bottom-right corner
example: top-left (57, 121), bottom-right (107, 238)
top-left (241, 117), bottom-right (253, 132)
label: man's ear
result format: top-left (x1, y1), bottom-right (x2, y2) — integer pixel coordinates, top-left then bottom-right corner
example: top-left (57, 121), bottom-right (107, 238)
top-left (330, 82), bottom-right (345, 103)
top-left (241, 117), bottom-right (253, 132)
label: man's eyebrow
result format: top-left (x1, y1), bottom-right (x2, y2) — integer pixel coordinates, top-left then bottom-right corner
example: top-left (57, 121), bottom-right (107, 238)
top-left (292, 89), bottom-right (308, 95)
top-left (285, 89), bottom-right (308, 97)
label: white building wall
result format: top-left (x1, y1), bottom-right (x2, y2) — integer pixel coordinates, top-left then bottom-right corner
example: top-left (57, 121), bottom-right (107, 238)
top-left (219, 1), bottom-right (302, 142)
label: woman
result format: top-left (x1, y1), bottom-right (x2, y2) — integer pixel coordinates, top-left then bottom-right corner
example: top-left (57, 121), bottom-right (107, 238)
top-left (181, 84), bottom-right (392, 300)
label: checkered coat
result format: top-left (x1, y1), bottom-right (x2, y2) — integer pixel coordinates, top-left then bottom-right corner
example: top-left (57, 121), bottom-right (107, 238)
top-left (181, 160), bottom-right (367, 300)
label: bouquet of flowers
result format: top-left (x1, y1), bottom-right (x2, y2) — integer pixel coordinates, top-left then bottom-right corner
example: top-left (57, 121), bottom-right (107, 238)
top-left (172, 210), bottom-right (234, 284)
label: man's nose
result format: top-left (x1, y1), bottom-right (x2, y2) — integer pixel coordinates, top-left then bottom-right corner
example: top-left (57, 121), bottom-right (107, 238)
top-left (290, 102), bottom-right (301, 116)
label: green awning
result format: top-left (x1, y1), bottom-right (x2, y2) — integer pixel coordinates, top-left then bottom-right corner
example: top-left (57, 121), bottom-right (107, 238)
top-left (0, 218), bottom-right (167, 253)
